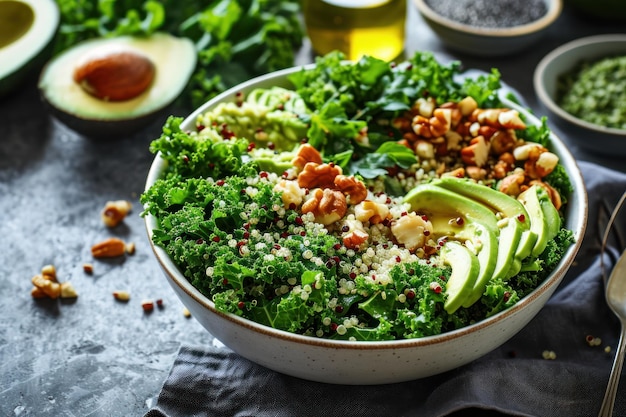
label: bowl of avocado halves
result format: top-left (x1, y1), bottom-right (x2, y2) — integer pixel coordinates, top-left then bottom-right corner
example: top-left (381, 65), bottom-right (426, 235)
top-left (141, 51), bottom-right (587, 385)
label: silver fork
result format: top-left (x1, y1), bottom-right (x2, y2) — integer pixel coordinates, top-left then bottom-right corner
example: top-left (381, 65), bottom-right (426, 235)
top-left (598, 192), bottom-right (626, 417)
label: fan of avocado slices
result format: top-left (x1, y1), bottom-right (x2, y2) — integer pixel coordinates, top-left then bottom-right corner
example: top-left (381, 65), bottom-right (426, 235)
top-left (52, 0), bottom-right (304, 109)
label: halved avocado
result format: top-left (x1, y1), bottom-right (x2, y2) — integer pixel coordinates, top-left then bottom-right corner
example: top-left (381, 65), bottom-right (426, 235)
top-left (0, 0), bottom-right (59, 98)
top-left (38, 32), bottom-right (197, 138)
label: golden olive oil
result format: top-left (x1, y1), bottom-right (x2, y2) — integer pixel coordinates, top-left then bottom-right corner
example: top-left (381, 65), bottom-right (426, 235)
top-left (303, 0), bottom-right (406, 62)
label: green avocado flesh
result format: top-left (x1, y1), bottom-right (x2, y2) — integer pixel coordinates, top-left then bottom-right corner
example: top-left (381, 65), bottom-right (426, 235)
top-left (199, 95), bottom-right (309, 154)
top-left (0, 0), bottom-right (59, 98)
top-left (404, 182), bottom-right (498, 312)
top-left (403, 177), bottom-right (557, 313)
top-left (441, 241), bottom-right (480, 314)
top-left (431, 177), bottom-right (530, 281)
top-left (0, 1), bottom-right (34, 48)
top-left (517, 185), bottom-right (560, 258)
top-left (433, 177), bottom-right (531, 226)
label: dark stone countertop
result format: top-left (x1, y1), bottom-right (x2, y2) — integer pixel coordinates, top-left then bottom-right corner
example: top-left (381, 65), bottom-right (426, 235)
top-left (1, 4), bottom-right (624, 417)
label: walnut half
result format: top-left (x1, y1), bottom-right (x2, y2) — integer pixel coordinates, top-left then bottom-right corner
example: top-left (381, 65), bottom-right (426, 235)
top-left (292, 143), bottom-right (323, 172)
top-left (297, 162), bottom-right (342, 190)
top-left (334, 174), bottom-right (367, 205)
top-left (301, 188), bottom-right (347, 226)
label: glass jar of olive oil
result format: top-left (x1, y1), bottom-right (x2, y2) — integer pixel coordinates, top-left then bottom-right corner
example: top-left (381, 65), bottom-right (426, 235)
top-left (303, 0), bottom-right (406, 62)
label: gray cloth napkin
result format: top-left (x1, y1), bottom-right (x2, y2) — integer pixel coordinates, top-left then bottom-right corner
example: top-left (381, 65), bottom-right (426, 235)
top-left (145, 161), bottom-right (626, 417)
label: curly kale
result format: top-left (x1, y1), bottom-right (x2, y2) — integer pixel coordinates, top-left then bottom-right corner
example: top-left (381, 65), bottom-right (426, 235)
top-left (141, 169), bottom-right (462, 340)
top-left (149, 116), bottom-right (253, 180)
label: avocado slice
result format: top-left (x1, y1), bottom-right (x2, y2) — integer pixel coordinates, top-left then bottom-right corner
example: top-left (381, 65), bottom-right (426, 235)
top-left (517, 185), bottom-right (561, 258)
top-left (508, 185), bottom-right (561, 277)
top-left (433, 177), bottom-right (531, 229)
top-left (432, 177), bottom-right (529, 280)
top-left (426, 219), bottom-right (497, 308)
top-left (441, 240), bottom-right (480, 314)
top-left (404, 183), bottom-right (500, 233)
top-left (492, 218), bottom-right (523, 280)
top-left (404, 183), bottom-right (498, 308)
top-left (537, 186), bottom-right (561, 240)
top-left (507, 229), bottom-right (539, 277)
top-left (39, 32), bottom-right (197, 138)
top-left (0, 0), bottom-right (59, 98)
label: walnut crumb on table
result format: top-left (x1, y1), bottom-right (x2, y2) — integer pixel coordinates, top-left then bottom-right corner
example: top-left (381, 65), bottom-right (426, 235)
top-left (113, 291), bottom-right (131, 301)
top-left (30, 264), bottom-right (78, 300)
top-left (101, 200), bottom-right (133, 227)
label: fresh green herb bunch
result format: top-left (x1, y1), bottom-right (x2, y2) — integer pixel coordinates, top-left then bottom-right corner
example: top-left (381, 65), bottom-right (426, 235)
top-left (53, 0), bottom-right (304, 108)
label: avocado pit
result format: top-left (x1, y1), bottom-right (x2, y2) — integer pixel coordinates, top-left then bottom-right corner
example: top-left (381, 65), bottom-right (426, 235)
top-left (73, 46), bottom-right (156, 102)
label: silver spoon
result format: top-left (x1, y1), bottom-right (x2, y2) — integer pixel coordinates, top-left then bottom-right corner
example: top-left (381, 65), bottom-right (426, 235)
top-left (598, 250), bottom-right (626, 417)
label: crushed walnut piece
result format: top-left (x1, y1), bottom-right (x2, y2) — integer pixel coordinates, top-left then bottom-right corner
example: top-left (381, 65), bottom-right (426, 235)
top-left (30, 264), bottom-right (78, 300)
top-left (101, 200), bottom-right (132, 227)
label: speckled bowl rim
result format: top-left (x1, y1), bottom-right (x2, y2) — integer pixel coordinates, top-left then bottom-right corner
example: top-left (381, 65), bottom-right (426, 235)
top-left (534, 34), bottom-right (626, 137)
top-left (144, 64), bottom-right (587, 352)
top-left (413, 0), bottom-right (562, 38)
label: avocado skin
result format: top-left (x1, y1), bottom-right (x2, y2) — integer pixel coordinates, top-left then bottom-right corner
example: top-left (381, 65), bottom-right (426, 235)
top-left (537, 186), bottom-right (561, 239)
top-left (508, 230), bottom-right (538, 278)
top-left (0, 40), bottom-right (54, 98)
top-left (41, 95), bottom-right (173, 139)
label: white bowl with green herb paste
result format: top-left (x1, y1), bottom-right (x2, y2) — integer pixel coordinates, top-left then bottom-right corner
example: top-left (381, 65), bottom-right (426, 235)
top-left (534, 34), bottom-right (626, 157)
top-left (143, 52), bottom-right (587, 384)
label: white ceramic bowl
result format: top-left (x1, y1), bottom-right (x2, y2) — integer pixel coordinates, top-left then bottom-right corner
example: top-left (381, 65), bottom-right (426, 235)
top-left (534, 34), bottom-right (626, 157)
top-left (144, 66), bottom-right (587, 385)
top-left (413, 0), bottom-right (562, 57)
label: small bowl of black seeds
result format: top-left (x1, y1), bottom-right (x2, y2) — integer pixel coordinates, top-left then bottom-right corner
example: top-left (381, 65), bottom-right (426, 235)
top-left (414, 0), bottom-right (562, 56)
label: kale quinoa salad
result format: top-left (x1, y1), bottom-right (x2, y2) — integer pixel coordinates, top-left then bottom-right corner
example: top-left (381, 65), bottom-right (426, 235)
top-left (141, 51), bottom-right (575, 341)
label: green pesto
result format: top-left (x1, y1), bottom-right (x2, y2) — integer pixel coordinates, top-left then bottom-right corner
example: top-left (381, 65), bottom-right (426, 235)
top-left (557, 55), bottom-right (626, 130)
